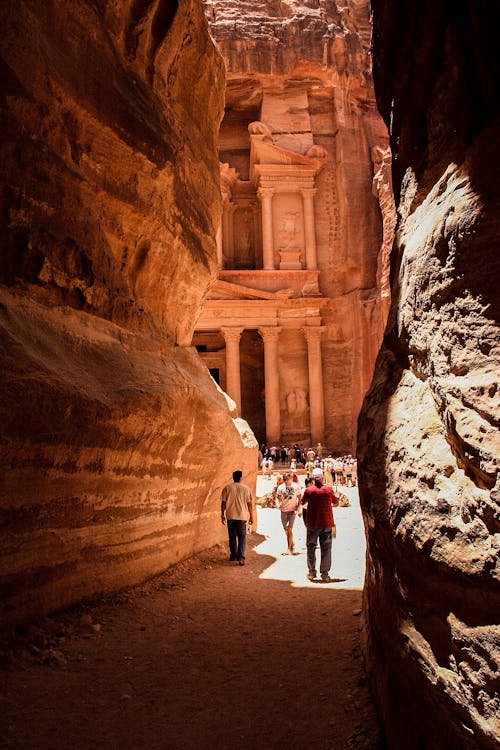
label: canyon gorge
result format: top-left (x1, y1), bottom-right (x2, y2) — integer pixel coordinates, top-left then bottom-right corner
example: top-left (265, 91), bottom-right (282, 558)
top-left (0, 1), bottom-right (498, 749)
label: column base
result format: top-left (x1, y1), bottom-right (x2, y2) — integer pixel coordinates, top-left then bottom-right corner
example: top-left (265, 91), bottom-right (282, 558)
top-left (279, 247), bottom-right (303, 271)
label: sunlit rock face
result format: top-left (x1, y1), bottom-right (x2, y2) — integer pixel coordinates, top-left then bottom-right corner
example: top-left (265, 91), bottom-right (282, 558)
top-left (203, 0), bottom-right (395, 451)
top-left (0, 0), bottom-right (257, 627)
top-left (1, 0), bottom-right (223, 342)
top-left (359, 2), bottom-right (500, 748)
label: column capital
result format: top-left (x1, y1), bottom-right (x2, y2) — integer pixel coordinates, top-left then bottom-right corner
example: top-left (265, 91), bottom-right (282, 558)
top-left (258, 326), bottom-right (281, 343)
top-left (221, 327), bottom-right (244, 343)
top-left (300, 187), bottom-right (317, 199)
top-left (258, 187), bottom-right (276, 200)
top-left (302, 325), bottom-right (325, 342)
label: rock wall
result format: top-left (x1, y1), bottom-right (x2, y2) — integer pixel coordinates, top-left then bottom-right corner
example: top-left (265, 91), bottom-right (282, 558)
top-left (0, 0), bottom-right (257, 628)
top-left (359, 2), bottom-right (500, 748)
top-left (203, 0), bottom-right (395, 452)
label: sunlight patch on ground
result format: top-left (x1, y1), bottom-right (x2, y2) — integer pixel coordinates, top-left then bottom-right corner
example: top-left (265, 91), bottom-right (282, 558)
top-left (251, 477), bottom-right (366, 590)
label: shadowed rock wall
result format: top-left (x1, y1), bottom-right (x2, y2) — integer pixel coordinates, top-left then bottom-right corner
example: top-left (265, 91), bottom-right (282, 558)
top-left (0, 0), bottom-right (258, 628)
top-left (359, 2), bottom-right (500, 748)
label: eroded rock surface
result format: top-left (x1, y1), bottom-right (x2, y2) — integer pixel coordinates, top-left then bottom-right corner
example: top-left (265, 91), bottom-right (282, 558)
top-left (359, 3), bottom-right (500, 748)
top-left (0, 0), bottom-right (257, 627)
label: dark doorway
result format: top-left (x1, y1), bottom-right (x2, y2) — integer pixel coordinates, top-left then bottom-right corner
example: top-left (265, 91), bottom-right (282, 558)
top-left (240, 330), bottom-right (266, 445)
top-left (209, 368), bottom-right (220, 385)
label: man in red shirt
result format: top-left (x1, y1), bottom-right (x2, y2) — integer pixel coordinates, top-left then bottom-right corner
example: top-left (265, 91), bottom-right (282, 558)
top-left (301, 467), bottom-right (339, 582)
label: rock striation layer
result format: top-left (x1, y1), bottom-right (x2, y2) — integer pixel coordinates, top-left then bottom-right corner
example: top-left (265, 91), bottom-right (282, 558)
top-left (203, 0), bottom-right (395, 451)
top-left (0, 0), bottom-right (257, 627)
top-left (359, 2), bottom-right (500, 748)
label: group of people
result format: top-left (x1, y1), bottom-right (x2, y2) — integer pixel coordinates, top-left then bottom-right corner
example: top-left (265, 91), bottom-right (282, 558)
top-left (220, 467), bottom-right (338, 583)
top-left (261, 446), bottom-right (357, 489)
top-left (305, 455), bottom-right (357, 488)
top-left (259, 443), bottom-right (305, 466)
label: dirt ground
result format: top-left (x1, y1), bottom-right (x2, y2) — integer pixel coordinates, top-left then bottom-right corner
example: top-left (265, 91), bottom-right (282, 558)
top-left (0, 480), bottom-right (385, 750)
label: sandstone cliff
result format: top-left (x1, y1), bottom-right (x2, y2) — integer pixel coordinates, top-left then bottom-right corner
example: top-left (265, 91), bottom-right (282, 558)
top-left (204, 0), bottom-right (395, 452)
top-left (0, 0), bottom-right (257, 627)
top-left (359, 2), bottom-right (500, 748)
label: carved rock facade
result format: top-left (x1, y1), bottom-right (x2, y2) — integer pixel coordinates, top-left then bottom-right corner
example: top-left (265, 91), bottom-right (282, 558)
top-left (198, 0), bottom-right (395, 452)
top-left (359, 2), bottom-right (500, 748)
top-left (0, 0), bottom-right (257, 627)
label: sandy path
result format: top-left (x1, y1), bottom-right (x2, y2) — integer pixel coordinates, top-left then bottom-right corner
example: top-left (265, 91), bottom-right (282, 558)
top-left (0, 483), bottom-right (384, 750)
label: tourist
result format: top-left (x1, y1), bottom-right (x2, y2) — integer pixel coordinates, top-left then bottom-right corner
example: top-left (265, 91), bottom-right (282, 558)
top-left (290, 457), bottom-right (297, 471)
top-left (351, 457), bottom-right (358, 487)
top-left (324, 455), bottom-right (334, 487)
top-left (301, 467), bottom-right (339, 583)
top-left (305, 458), bottom-right (315, 477)
top-left (221, 470), bottom-right (254, 565)
top-left (275, 472), bottom-right (301, 555)
top-left (293, 444), bottom-right (302, 465)
top-left (342, 456), bottom-right (348, 486)
top-left (306, 447), bottom-right (316, 462)
top-left (333, 456), bottom-right (343, 486)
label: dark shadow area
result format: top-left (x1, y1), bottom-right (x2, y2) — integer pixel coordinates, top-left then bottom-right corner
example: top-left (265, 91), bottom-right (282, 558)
top-left (0, 536), bottom-right (386, 750)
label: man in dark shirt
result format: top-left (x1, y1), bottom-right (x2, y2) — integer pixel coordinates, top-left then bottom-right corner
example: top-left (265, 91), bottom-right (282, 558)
top-left (301, 467), bottom-right (339, 582)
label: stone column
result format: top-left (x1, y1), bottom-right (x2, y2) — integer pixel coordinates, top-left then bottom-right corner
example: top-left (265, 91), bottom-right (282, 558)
top-left (258, 327), bottom-right (281, 444)
top-left (221, 327), bottom-right (244, 416)
top-left (258, 187), bottom-right (275, 270)
top-left (303, 326), bottom-right (325, 443)
top-left (301, 188), bottom-right (318, 270)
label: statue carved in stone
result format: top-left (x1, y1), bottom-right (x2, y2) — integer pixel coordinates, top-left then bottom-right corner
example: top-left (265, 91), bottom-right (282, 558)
top-left (236, 211), bottom-right (254, 267)
top-left (248, 121), bottom-right (273, 142)
top-left (286, 388), bottom-right (308, 418)
top-left (279, 211), bottom-right (300, 247)
top-left (306, 144), bottom-right (327, 160)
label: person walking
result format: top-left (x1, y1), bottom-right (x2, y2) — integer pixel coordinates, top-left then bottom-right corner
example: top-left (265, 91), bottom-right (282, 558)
top-left (221, 470), bottom-right (254, 566)
top-left (275, 472), bottom-right (301, 554)
top-left (323, 455), bottom-right (334, 487)
top-left (301, 467), bottom-right (339, 583)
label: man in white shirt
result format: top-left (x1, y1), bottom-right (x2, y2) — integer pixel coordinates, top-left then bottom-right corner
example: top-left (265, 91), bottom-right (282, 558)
top-left (221, 470), bottom-right (254, 566)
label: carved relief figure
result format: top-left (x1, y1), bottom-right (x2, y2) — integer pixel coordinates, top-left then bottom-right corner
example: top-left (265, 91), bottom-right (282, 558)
top-left (248, 121), bottom-right (273, 142)
top-left (279, 212), bottom-right (300, 248)
top-left (286, 388), bottom-right (308, 418)
top-left (236, 211), bottom-right (254, 268)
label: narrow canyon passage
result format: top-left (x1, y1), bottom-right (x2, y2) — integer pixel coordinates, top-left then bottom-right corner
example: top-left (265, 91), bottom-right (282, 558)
top-left (1, 485), bottom-right (383, 750)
